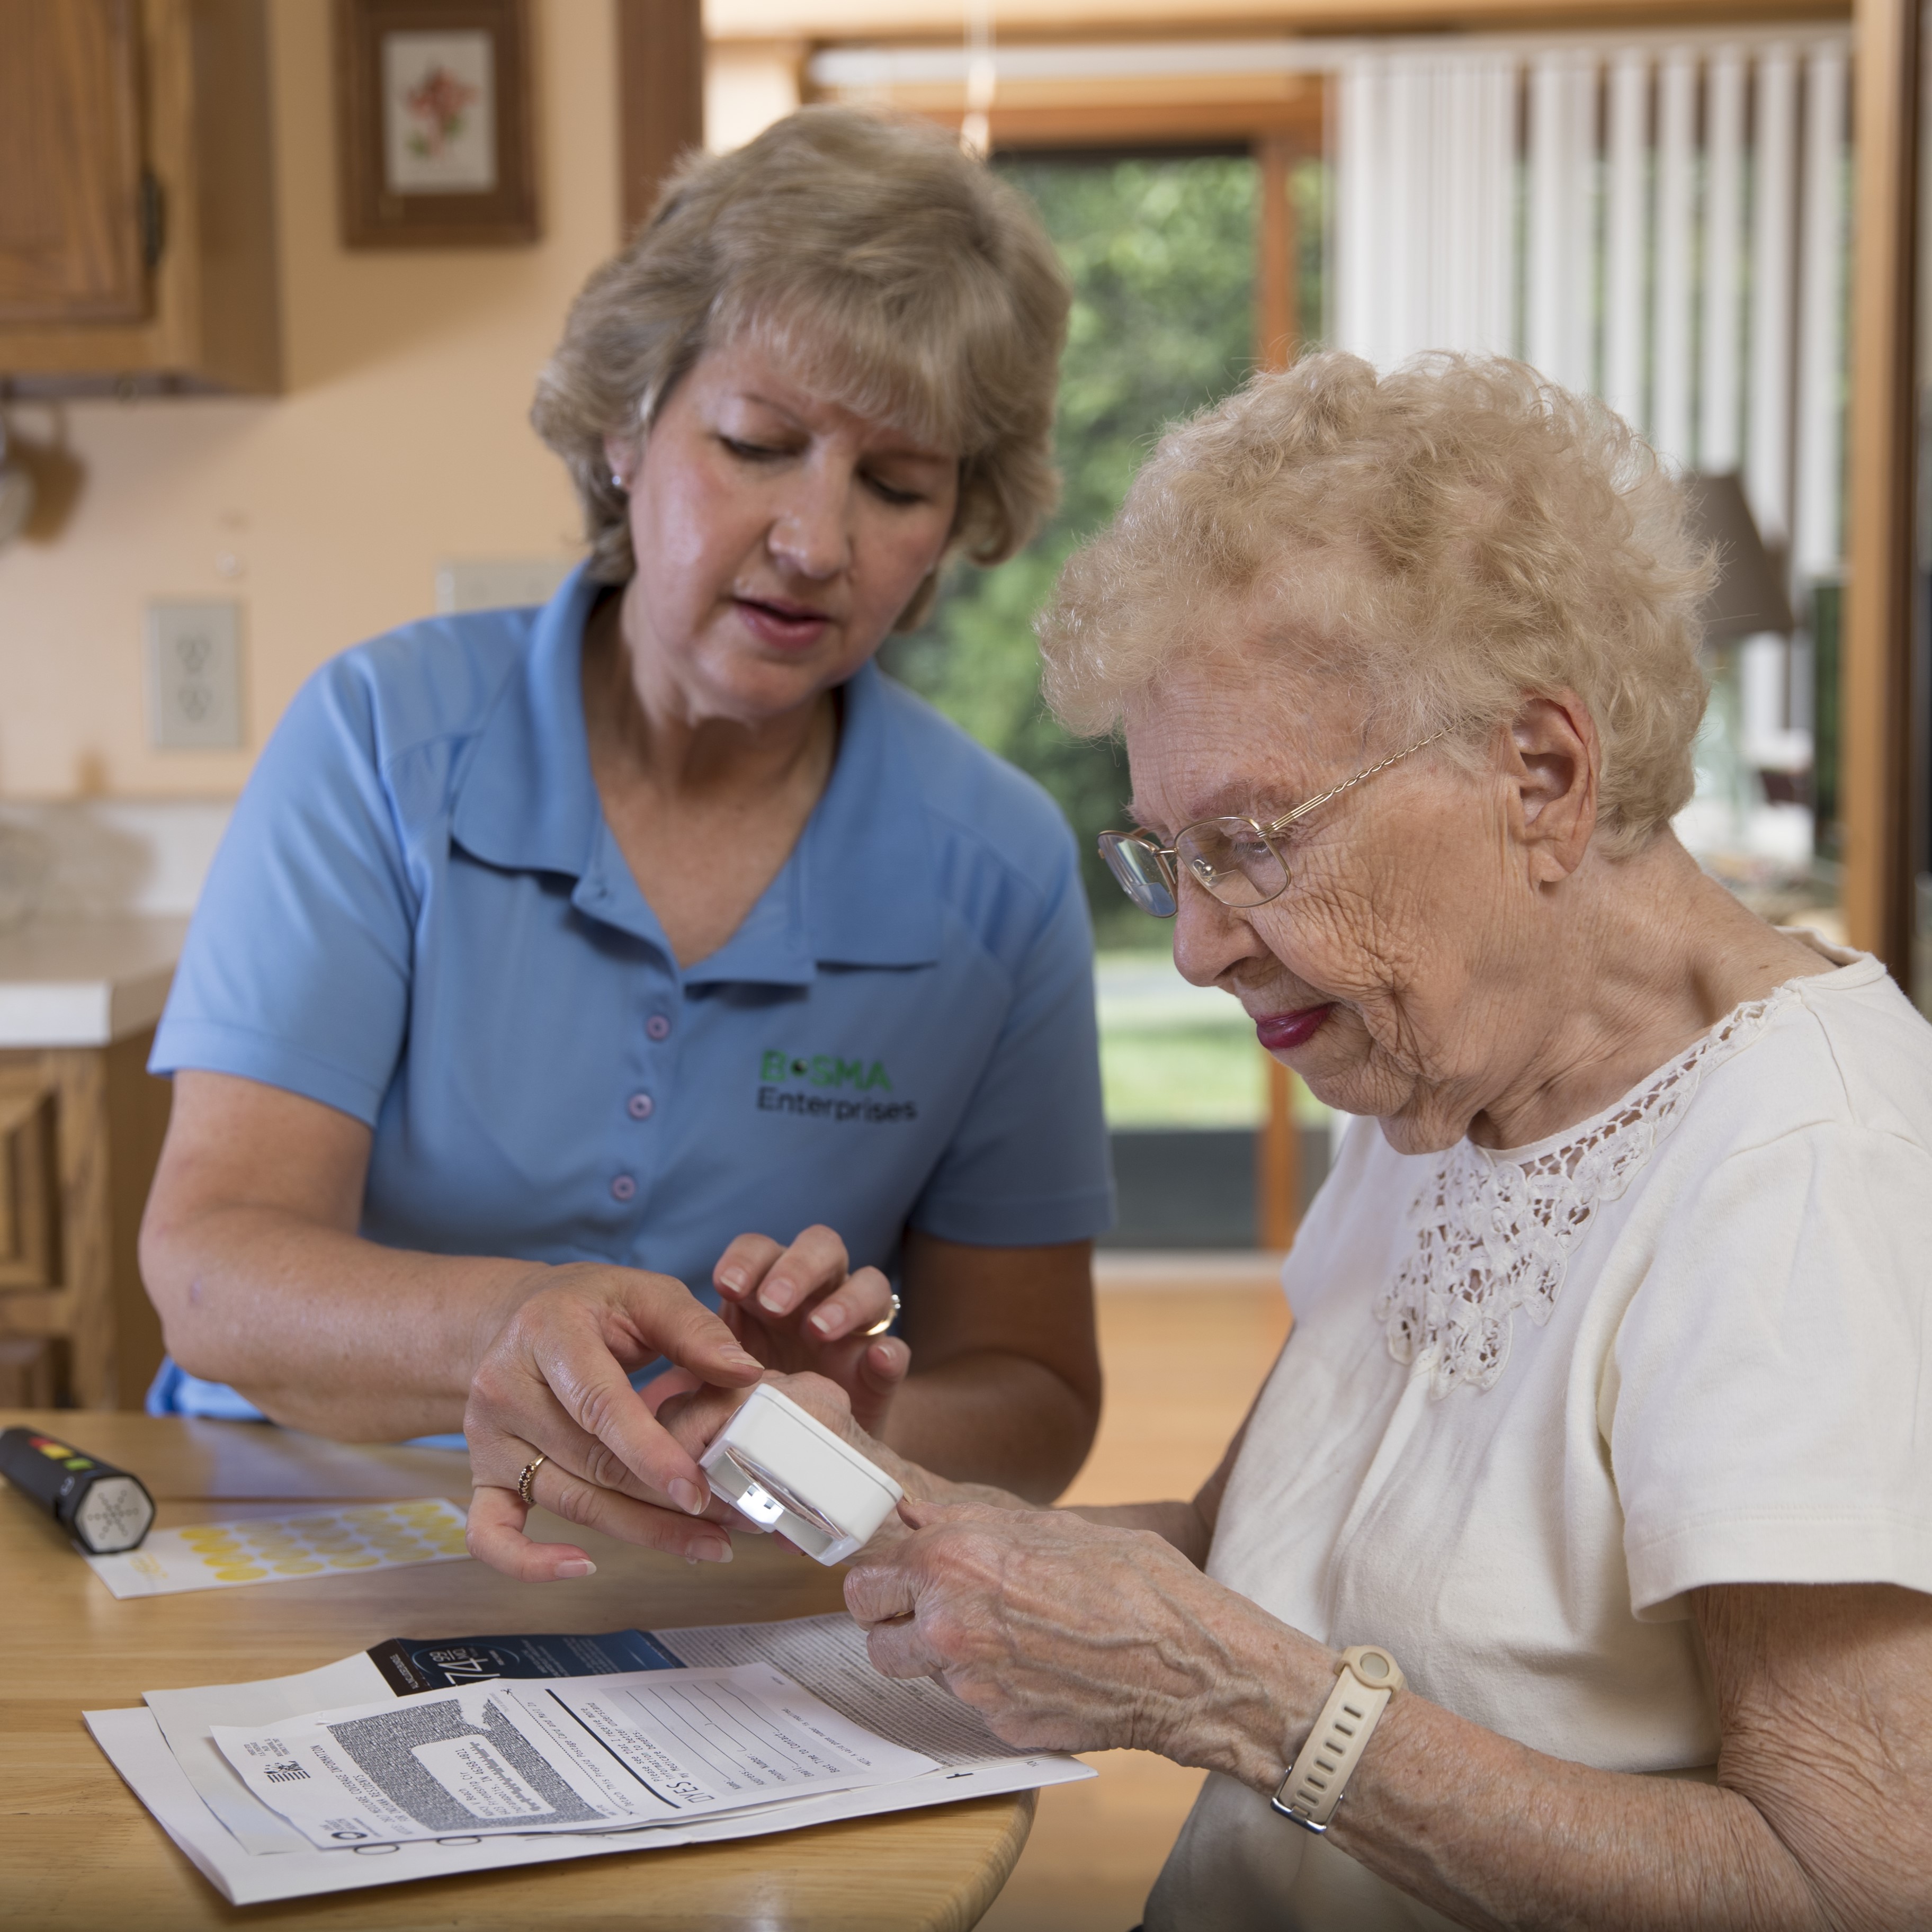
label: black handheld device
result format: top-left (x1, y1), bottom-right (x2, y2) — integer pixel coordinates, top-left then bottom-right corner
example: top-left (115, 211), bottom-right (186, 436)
top-left (0, 1426), bottom-right (156, 1554)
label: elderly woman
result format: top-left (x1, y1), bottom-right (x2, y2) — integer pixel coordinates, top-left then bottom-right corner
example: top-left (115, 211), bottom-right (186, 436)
top-left (138, 109), bottom-right (1111, 1582)
top-left (678, 354), bottom-right (1932, 1927)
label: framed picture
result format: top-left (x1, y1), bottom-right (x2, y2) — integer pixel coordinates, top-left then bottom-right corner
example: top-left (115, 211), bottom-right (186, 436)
top-left (334, 0), bottom-right (538, 248)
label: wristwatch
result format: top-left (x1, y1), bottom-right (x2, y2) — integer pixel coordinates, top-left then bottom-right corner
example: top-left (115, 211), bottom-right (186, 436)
top-left (1271, 1643), bottom-right (1406, 1833)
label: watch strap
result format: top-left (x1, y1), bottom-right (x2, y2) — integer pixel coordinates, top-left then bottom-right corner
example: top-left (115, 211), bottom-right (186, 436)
top-left (1271, 1643), bottom-right (1406, 1833)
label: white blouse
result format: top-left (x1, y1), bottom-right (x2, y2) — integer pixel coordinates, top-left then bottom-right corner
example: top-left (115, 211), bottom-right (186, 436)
top-left (1147, 943), bottom-right (1932, 1930)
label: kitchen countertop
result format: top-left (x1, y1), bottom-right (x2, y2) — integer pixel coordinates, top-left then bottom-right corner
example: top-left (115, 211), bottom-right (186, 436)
top-left (0, 914), bottom-right (189, 1048)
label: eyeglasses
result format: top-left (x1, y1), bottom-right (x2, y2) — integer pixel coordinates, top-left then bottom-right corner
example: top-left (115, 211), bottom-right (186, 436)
top-left (1097, 730), bottom-right (1448, 919)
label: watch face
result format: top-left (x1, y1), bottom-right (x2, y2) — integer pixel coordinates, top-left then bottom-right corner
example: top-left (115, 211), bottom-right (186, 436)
top-left (74, 1475), bottom-right (155, 1553)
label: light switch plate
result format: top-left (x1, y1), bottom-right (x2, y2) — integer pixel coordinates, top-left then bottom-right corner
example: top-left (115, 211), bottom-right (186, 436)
top-left (434, 557), bottom-right (573, 615)
top-left (146, 601), bottom-right (244, 750)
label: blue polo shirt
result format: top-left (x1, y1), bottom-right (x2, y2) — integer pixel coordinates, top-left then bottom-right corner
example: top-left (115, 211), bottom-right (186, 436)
top-left (148, 566), bottom-right (1112, 1420)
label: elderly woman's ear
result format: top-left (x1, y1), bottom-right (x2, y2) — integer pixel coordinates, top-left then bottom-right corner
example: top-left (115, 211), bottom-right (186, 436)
top-left (1504, 691), bottom-right (1600, 886)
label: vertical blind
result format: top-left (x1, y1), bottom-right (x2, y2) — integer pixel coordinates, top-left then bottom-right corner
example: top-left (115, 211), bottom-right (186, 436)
top-left (1332, 34), bottom-right (1850, 589)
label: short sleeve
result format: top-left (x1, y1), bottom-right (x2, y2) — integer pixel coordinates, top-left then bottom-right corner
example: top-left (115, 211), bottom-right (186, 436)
top-left (150, 657), bottom-right (416, 1126)
top-left (907, 832), bottom-right (1114, 1248)
top-left (1608, 1122), bottom-right (1932, 1617)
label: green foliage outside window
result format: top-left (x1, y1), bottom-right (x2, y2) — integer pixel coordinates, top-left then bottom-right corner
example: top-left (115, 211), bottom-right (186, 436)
top-left (883, 154), bottom-right (1267, 948)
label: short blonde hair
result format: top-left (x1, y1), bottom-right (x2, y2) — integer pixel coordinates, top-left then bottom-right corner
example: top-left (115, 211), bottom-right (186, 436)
top-left (532, 108), bottom-right (1069, 624)
top-left (1039, 353), bottom-right (1714, 854)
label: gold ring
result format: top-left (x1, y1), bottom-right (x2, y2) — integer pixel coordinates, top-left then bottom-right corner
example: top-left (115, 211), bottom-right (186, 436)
top-left (515, 1455), bottom-right (547, 1506)
top-left (863, 1292), bottom-right (902, 1338)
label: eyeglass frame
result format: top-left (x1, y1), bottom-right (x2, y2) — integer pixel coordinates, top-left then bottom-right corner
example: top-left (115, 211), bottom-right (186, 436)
top-left (1099, 727), bottom-right (1451, 919)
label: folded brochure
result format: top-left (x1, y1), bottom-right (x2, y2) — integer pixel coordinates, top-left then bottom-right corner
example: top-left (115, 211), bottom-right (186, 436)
top-left (88, 1613), bottom-right (1092, 1906)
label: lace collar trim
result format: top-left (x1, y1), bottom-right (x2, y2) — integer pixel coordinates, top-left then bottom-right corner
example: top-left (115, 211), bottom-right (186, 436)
top-left (1374, 983), bottom-right (1800, 1399)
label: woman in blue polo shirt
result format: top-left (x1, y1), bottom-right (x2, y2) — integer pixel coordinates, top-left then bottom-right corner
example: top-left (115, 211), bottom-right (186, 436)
top-left (139, 109), bottom-right (1112, 1582)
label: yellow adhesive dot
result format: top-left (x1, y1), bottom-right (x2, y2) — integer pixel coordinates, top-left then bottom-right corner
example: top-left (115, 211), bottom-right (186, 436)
top-left (212, 1566), bottom-right (269, 1581)
top-left (273, 1561), bottom-right (324, 1574)
top-left (327, 1555), bottom-right (379, 1568)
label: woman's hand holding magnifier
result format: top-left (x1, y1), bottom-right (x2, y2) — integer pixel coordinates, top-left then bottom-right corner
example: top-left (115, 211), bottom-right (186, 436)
top-left (463, 1262), bottom-right (766, 1582)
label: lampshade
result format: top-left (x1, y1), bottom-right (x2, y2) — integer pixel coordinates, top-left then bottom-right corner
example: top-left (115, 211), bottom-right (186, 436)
top-left (1683, 471), bottom-right (1794, 641)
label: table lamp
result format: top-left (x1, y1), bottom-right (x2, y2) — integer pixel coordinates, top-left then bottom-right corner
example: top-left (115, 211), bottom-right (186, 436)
top-left (1683, 471), bottom-right (1793, 642)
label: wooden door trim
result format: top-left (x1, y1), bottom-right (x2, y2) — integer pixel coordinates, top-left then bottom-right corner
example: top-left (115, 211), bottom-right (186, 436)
top-left (1842, 0), bottom-right (1920, 976)
top-left (618, 0), bottom-right (705, 239)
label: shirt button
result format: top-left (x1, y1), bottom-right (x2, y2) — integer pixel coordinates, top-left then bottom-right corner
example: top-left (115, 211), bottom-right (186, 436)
top-left (610, 1174), bottom-right (637, 1202)
top-left (645, 1014), bottom-right (672, 1042)
top-left (627, 1092), bottom-right (655, 1121)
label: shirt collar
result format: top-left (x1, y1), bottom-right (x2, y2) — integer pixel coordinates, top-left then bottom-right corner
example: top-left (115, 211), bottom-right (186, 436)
top-left (451, 568), bottom-right (941, 981)
top-left (450, 564), bottom-right (606, 880)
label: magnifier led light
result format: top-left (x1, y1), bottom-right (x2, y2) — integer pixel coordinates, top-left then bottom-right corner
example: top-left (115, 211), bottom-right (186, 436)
top-left (699, 1386), bottom-right (903, 1566)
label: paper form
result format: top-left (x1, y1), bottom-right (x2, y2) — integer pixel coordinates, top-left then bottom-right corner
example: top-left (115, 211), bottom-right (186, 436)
top-left (147, 1653), bottom-right (394, 1855)
top-left (93, 1615), bottom-right (1093, 1907)
top-left (658, 1612), bottom-right (1015, 1766)
top-left (211, 1662), bottom-right (938, 1849)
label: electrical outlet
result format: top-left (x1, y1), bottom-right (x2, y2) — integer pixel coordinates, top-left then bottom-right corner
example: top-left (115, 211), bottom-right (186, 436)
top-left (146, 600), bottom-right (244, 750)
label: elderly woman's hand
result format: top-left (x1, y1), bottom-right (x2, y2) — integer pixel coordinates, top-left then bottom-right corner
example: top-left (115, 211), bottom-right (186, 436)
top-left (651, 1365), bottom-right (859, 1456)
top-left (708, 1227), bottom-right (910, 1436)
top-left (462, 1261), bottom-right (767, 1581)
top-left (844, 1497), bottom-right (1313, 1765)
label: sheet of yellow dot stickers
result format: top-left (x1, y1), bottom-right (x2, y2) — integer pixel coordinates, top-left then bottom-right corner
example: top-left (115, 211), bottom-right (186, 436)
top-left (82, 1498), bottom-right (470, 1598)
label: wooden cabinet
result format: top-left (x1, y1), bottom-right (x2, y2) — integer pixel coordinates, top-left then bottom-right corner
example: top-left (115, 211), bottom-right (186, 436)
top-left (0, 1032), bottom-right (173, 1410)
top-left (0, 1), bottom-right (149, 325)
top-left (0, 917), bottom-right (184, 1410)
top-left (0, 0), bottom-right (280, 392)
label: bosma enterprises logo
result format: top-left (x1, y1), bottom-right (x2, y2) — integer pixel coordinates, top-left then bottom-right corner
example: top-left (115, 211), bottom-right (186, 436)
top-left (757, 1050), bottom-right (917, 1124)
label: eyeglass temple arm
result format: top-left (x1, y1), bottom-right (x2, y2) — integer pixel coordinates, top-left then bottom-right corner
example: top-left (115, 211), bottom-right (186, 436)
top-left (1259, 727), bottom-right (1451, 837)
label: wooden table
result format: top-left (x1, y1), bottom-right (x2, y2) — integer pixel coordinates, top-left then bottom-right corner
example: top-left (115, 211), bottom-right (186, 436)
top-left (1, 1412), bottom-right (1033, 1930)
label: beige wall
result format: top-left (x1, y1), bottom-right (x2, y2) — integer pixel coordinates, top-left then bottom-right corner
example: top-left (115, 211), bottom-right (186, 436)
top-left (0, 0), bottom-right (619, 802)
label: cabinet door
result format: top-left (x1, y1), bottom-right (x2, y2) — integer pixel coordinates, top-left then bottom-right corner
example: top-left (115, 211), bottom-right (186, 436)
top-left (0, 0), bottom-right (148, 324)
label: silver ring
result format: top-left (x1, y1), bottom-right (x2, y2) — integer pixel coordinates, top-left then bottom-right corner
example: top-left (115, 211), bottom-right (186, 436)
top-left (515, 1455), bottom-right (547, 1506)
top-left (863, 1293), bottom-right (902, 1338)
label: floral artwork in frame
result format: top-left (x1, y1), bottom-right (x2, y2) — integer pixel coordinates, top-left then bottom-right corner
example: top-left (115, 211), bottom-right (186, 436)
top-left (335, 0), bottom-right (538, 248)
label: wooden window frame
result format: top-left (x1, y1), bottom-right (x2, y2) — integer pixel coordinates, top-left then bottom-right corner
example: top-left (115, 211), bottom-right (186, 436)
top-left (786, 0), bottom-right (1918, 1241)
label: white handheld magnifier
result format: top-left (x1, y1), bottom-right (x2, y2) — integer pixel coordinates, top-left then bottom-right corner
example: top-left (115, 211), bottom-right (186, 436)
top-left (699, 1385), bottom-right (904, 1565)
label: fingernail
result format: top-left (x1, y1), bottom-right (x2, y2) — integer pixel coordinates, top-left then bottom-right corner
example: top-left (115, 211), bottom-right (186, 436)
top-left (758, 1280), bottom-right (797, 1314)
top-left (722, 1347), bottom-right (762, 1373)
top-left (556, 1559), bottom-right (596, 1579)
top-left (719, 1267), bottom-right (745, 1293)
top-left (809, 1309), bottom-right (838, 1336)
top-left (693, 1538), bottom-right (732, 1563)
top-left (669, 1478), bottom-right (709, 1515)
